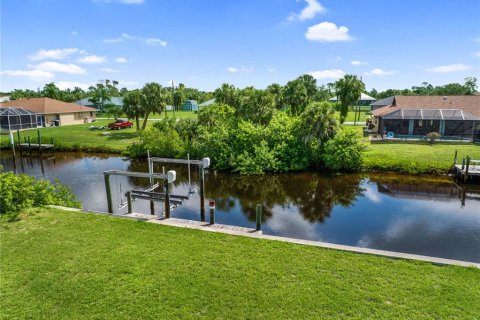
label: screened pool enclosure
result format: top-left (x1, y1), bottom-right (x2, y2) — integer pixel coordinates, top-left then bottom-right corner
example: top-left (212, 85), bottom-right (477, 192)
top-left (0, 108), bottom-right (39, 131)
top-left (379, 109), bottom-right (480, 142)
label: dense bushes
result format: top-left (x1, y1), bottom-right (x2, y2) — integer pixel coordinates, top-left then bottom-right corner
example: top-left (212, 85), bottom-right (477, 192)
top-left (128, 102), bottom-right (365, 174)
top-left (0, 172), bottom-right (81, 217)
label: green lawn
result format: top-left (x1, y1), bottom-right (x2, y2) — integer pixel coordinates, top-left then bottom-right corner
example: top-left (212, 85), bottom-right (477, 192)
top-left (343, 126), bottom-right (480, 173)
top-left (1, 208), bottom-right (479, 319)
top-left (335, 110), bottom-right (370, 123)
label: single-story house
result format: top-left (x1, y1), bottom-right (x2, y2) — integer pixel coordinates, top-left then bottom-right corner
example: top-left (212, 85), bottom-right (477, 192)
top-left (0, 97), bottom-right (96, 127)
top-left (75, 96), bottom-right (124, 111)
top-left (182, 100), bottom-right (199, 111)
top-left (330, 93), bottom-right (376, 106)
top-left (369, 95), bottom-right (480, 142)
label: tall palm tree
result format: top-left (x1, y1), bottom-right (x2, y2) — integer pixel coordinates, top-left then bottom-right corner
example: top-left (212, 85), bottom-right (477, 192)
top-left (333, 75), bottom-right (365, 124)
top-left (140, 82), bottom-right (169, 130)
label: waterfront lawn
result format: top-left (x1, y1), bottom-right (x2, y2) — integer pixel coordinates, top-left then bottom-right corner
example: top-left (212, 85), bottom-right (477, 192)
top-left (363, 143), bottom-right (480, 173)
top-left (0, 120), bottom-right (149, 152)
top-left (342, 126), bottom-right (480, 173)
top-left (1, 208), bottom-right (479, 319)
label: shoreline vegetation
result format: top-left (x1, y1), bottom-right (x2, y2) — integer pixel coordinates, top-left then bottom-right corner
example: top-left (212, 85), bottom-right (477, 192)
top-left (1, 117), bottom-right (479, 175)
top-left (1, 207), bottom-right (479, 319)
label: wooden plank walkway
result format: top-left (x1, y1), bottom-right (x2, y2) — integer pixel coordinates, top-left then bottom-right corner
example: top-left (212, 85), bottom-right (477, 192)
top-left (454, 164), bottom-right (480, 176)
top-left (18, 143), bottom-right (54, 150)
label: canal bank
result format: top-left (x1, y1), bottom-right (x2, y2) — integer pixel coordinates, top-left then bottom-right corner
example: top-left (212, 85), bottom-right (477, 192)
top-left (2, 152), bottom-right (479, 263)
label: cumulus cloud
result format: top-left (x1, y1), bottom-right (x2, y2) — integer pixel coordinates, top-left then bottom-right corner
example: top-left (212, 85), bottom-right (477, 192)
top-left (364, 68), bottom-right (396, 76)
top-left (77, 55), bottom-right (107, 64)
top-left (144, 38), bottom-right (168, 47)
top-left (55, 81), bottom-right (92, 90)
top-left (28, 48), bottom-right (78, 61)
top-left (115, 57), bottom-right (128, 63)
top-left (426, 64), bottom-right (472, 73)
top-left (33, 61), bottom-right (87, 75)
top-left (0, 69), bottom-right (55, 81)
top-left (227, 67), bottom-right (238, 73)
top-left (351, 60), bottom-right (368, 66)
top-left (305, 22), bottom-right (353, 42)
top-left (308, 69), bottom-right (345, 80)
top-left (288, 0), bottom-right (326, 21)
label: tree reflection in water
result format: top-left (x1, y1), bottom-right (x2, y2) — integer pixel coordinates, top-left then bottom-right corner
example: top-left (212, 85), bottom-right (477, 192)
top-left (206, 172), bottom-right (365, 223)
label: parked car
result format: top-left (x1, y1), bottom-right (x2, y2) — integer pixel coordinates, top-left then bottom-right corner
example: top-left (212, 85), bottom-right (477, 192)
top-left (108, 118), bottom-right (134, 130)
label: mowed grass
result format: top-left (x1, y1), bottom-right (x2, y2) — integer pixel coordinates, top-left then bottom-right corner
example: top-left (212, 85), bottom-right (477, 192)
top-left (1, 208), bottom-right (479, 319)
top-left (1, 112), bottom-right (198, 152)
top-left (343, 126), bottom-right (480, 173)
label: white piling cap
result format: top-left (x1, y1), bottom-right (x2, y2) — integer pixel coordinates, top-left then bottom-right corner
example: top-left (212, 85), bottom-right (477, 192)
top-left (202, 157), bottom-right (210, 169)
top-left (167, 170), bottom-right (176, 183)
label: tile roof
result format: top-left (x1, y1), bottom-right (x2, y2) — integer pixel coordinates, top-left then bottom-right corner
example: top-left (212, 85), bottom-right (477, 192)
top-left (372, 95), bottom-right (480, 117)
top-left (0, 97), bottom-right (96, 114)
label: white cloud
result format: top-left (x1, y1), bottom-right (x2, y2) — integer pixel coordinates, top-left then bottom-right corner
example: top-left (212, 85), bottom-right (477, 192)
top-left (305, 22), bottom-right (353, 42)
top-left (145, 38), bottom-right (168, 47)
top-left (475, 52), bottom-right (480, 58)
top-left (77, 55), bottom-right (107, 64)
top-left (308, 69), bottom-right (345, 80)
top-left (115, 57), bottom-right (128, 63)
top-left (122, 33), bottom-right (134, 39)
top-left (227, 66), bottom-right (253, 73)
top-left (351, 60), bottom-right (368, 66)
top-left (93, 0), bottom-right (144, 4)
top-left (288, 0), bottom-right (326, 21)
top-left (268, 68), bottom-right (277, 73)
top-left (70, 31), bottom-right (78, 36)
top-left (103, 38), bottom-right (123, 44)
top-left (0, 69), bottom-right (55, 81)
top-left (55, 81), bottom-right (92, 90)
top-left (28, 48), bottom-right (78, 61)
top-left (100, 68), bottom-right (119, 73)
top-left (364, 68), bottom-right (396, 76)
top-left (33, 61), bottom-right (87, 75)
top-left (426, 64), bottom-right (472, 73)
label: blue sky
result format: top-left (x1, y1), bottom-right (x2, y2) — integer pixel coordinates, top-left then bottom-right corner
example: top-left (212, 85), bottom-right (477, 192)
top-left (1, 0), bottom-right (479, 92)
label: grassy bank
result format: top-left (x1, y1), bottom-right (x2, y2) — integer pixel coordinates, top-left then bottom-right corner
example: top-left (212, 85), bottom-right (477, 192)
top-left (0, 120), bottom-right (143, 152)
top-left (2, 121), bottom-right (479, 174)
top-left (1, 208), bottom-right (479, 319)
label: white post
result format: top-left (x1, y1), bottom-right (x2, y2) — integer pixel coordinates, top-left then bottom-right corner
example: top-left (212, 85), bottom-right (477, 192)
top-left (187, 153), bottom-right (191, 193)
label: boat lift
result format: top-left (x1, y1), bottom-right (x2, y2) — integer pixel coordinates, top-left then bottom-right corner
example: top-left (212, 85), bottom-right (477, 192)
top-left (104, 170), bottom-right (177, 217)
top-left (147, 152), bottom-right (210, 221)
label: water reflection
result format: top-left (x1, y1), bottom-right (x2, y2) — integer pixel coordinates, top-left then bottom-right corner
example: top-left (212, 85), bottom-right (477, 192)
top-left (1, 152), bottom-right (479, 262)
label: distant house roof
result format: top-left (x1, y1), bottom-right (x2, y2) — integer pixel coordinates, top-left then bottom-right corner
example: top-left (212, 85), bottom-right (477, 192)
top-left (198, 98), bottom-right (216, 107)
top-left (75, 96), bottom-right (124, 107)
top-left (0, 97), bottom-right (96, 114)
top-left (371, 96), bottom-right (395, 107)
top-left (371, 95), bottom-right (480, 119)
top-left (330, 93), bottom-right (376, 102)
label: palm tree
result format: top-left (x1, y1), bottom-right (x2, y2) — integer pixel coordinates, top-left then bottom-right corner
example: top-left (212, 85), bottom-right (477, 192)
top-left (140, 82), bottom-right (169, 130)
top-left (333, 75), bottom-right (365, 124)
top-left (42, 83), bottom-right (61, 100)
top-left (123, 90), bottom-right (143, 131)
top-left (300, 101), bottom-right (338, 145)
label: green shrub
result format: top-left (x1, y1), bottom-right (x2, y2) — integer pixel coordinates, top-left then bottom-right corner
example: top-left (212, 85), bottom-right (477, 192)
top-left (0, 172), bottom-right (81, 217)
top-left (322, 130), bottom-right (365, 171)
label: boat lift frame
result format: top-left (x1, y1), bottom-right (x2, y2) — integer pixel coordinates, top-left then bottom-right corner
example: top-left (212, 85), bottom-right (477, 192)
top-left (104, 170), bottom-right (176, 216)
top-left (147, 153), bottom-right (210, 222)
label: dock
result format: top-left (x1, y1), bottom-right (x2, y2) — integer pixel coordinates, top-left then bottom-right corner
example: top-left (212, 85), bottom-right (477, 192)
top-left (453, 156), bottom-right (480, 182)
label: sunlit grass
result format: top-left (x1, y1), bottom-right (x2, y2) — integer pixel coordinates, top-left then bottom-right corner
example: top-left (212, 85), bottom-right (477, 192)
top-left (1, 208), bottom-right (479, 319)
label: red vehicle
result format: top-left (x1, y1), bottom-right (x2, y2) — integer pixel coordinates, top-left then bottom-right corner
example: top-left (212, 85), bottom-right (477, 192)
top-left (108, 118), bottom-right (134, 130)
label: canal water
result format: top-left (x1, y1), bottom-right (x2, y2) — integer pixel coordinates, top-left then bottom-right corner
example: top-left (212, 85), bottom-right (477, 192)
top-left (2, 152), bottom-right (479, 263)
